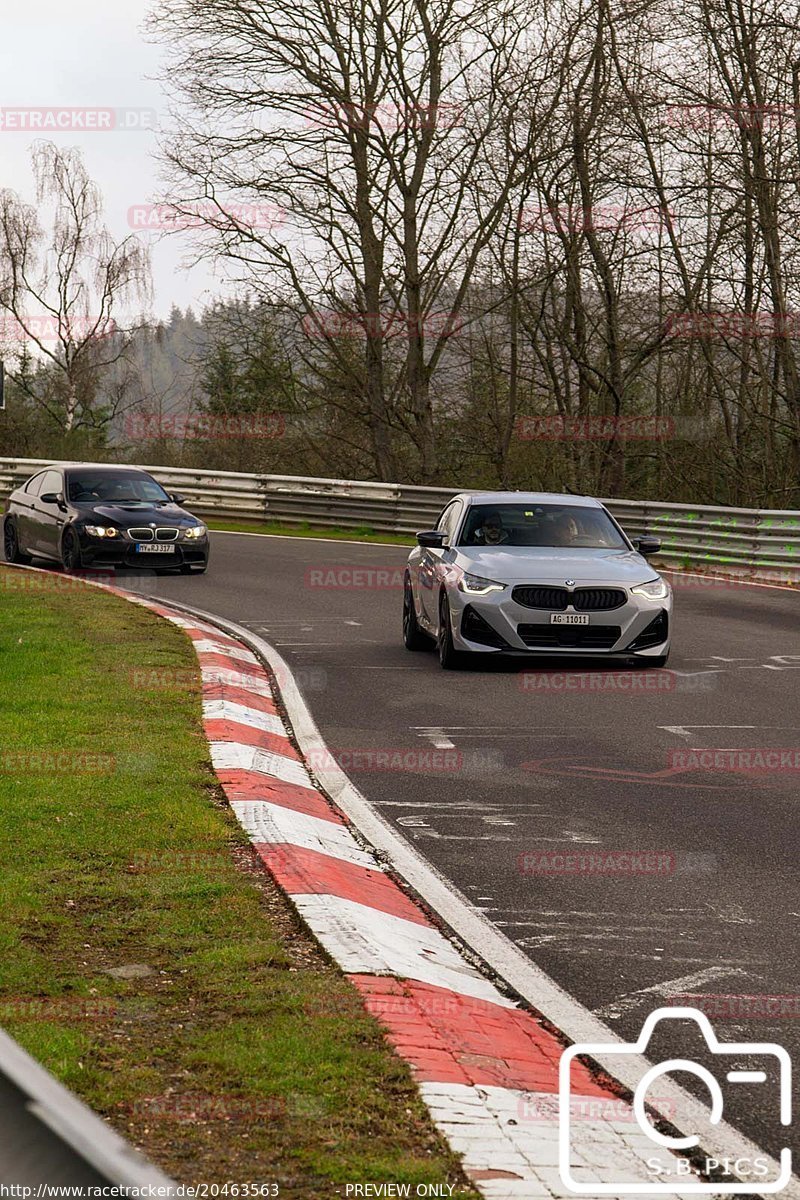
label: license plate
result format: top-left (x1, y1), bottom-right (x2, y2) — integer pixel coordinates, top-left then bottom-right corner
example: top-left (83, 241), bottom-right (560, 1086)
top-left (550, 613), bottom-right (589, 625)
top-left (135, 543), bottom-right (175, 554)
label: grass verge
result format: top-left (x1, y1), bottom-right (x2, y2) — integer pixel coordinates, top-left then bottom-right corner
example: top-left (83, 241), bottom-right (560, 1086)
top-left (205, 517), bottom-right (415, 546)
top-left (0, 565), bottom-right (479, 1197)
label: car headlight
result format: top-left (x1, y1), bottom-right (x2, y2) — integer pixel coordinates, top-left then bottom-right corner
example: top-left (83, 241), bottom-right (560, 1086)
top-left (184, 524), bottom-right (206, 539)
top-left (84, 525), bottom-right (119, 538)
top-left (631, 577), bottom-right (669, 600)
top-left (457, 571), bottom-right (506, 595)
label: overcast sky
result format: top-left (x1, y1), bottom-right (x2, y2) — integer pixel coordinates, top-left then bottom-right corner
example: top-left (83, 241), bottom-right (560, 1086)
top-left (2, 0), bottom-right (227, 321)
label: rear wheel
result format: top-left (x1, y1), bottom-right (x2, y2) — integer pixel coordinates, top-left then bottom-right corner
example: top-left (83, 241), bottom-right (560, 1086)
top-left (403, 575), bottom-right (430, 650)
top-left (437, 591), bottom-right (465, 670)
top-left (3, 519), bottom-right (32, 565)
top-left (61, 529), bottom-right (83, 573)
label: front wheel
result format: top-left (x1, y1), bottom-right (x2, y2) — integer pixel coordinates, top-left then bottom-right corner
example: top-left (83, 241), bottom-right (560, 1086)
top-left (403, 576), bottom-right (430, 650)
top-left (437, 592), bottom-right (465, 670)
top-left (61, 529), bottom-right (83, 573)
top-left (3, 519), bottom-right (32, 564)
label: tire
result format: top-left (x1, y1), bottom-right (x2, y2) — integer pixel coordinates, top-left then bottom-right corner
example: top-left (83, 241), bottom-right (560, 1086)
top-left (3, 519), bottom-right (32, 565)
top-left (437, 591), bottom-right (465, 670)
top-left (403, 575), bottom-right (430, 650)
top-left (61, 528), bottom-right (83, 573)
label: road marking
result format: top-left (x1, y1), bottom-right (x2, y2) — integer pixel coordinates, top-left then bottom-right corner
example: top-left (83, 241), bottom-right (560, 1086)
top-left (415, 727), bottom-right (458, 749)
top-left (595, 967), bottom-right (750, 1021)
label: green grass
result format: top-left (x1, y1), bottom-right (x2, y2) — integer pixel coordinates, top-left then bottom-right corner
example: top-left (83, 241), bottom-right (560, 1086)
top-left (0, 566), bottom-right (478, 1196)
top-left (205, 517), bottom-right (415, 546)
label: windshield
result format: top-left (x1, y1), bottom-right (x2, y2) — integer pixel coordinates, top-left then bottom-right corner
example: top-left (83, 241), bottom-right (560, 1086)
top-left (66, 472), bottom-right (170, 505)
top-left (458, 503), bottom-right (627, 549)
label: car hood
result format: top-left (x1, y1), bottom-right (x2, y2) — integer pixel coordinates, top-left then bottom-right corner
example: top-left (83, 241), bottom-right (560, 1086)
top-left (452, 547), bottom-right (658, 585)
top-left (78, 503), bottom-right (196, 528)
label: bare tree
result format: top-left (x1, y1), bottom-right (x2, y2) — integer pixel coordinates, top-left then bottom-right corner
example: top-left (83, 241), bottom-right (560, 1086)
top-left (0, 142), bottom-right (150, 434)
top-left (149, 0), bottom-right (546, 482)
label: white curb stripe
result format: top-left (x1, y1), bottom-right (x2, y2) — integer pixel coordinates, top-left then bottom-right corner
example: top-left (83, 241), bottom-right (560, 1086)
top-left (420, 1084), bottom-right (702, 1200)
top-left (291, 893), bottom-right (516, 1007)
top-left (208, 741), bottom-right (313, 789)
top-left (231, 800), bottom-right (376, 868)
top-left (193, 638), bottom-right (259, 664)
top-left (199, 666), bottom-right (273, 696)
top-left (202, 699), bottom-right (287, 737)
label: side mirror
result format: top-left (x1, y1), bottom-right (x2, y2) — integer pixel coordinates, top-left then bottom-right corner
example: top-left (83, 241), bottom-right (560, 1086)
top-left (634, 535), bottom-right (661, 557)
top-left (417, 529), bottom-right (447, 549)
top-left (40, 492), bottom-right (61, 506)
top-left (171, 492), bottom-right (186, 505)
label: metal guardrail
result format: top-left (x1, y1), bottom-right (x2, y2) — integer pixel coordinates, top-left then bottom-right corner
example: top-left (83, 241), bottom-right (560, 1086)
top-left (0, 456), bottom-right (798, 582)
top-left (0, 1024), bottom-right (175, 1188)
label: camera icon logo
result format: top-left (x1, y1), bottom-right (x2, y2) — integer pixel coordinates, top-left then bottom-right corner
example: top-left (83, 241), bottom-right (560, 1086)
top-left (559, 1006), bottom-right (792, 1193)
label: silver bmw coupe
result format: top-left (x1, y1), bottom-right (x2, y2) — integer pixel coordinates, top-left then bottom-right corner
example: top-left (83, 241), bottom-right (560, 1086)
top-left (403, 492), bottom-right (671, 669)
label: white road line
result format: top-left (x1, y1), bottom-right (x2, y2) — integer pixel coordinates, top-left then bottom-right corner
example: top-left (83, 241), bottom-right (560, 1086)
top-left (595, 967), bottom-right (750, 1021)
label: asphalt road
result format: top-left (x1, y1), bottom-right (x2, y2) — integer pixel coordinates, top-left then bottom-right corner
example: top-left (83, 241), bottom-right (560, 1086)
top-left (9, 531), bottom-right (799, 1172)
top-left (147, 531), bottom-right (800, 1166)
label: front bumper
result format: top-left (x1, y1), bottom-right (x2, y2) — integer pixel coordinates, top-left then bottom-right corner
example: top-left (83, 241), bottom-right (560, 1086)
top-left (76, 533), bottom-right (209, 569)
top-left (448, 586), bottom-right (671, 657)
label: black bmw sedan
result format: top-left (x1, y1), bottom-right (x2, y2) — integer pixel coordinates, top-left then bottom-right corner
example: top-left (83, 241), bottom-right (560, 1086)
top-left (3, 464), bottom-right (209, 574)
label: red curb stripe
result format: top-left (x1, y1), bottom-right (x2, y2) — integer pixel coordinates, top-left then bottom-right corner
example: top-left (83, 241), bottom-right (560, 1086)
top-left (252, 843), bottom-right (430, 925)
top-left (197, 650), bottom-right (266, 674)
top-left (350, 976), bottom-right (608, 1094)
top-left (215, 769), bottom-right (340, 818)
top-left (203, 719), bottom-right (298, 758)
top-left (184, 628), bottom-right (243, 648)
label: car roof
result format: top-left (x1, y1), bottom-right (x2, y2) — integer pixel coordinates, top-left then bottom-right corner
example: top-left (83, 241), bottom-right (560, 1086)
top-left (60, 463), bottom-right (151, 472)
top-left (453, 491), bottom-right (603, 509)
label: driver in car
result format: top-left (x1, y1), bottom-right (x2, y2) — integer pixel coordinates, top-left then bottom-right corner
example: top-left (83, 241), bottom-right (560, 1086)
top-left (550, 512), bottom-right (581, 545)
top-left (475, 511), bottom-right (509, 545)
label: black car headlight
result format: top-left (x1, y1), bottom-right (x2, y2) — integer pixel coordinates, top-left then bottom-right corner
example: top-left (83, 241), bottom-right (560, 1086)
top-left (83, 525), bottom-right (120, 538)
